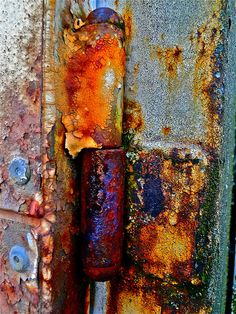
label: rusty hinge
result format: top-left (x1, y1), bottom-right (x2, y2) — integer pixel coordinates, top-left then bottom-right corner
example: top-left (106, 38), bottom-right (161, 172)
top-left (62, 8), bottom-right (126, 281)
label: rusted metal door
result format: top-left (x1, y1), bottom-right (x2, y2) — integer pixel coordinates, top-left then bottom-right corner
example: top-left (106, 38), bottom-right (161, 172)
top-left (0, 0), bottom-right (235, 313)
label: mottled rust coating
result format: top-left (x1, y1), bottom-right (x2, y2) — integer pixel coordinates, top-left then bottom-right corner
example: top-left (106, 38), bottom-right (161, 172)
top-left (0, 0), bottom-right (231, 312)
top-left (102, 147), bottom-right (215, 314)
top-left (58, 9), bottom-right (126, 157)
top-left (80, 149), bottom-right (125, 281)
top-left (126, 149), bottom-right (208, 283)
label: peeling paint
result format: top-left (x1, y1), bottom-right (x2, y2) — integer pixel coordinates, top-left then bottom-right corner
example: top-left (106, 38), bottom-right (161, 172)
top-left (0, 0), bottom-right (43, 311)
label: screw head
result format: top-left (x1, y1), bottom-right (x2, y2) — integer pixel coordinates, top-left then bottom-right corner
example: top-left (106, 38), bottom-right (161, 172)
top-left (9, 245), bottom-right (30, 273)
top-left (9, 158), bottom-right (31, 185)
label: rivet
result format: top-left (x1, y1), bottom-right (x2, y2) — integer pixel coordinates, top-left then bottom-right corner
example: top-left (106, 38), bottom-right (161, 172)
top-left (9, 245), bottom-right (30, 273)
top-left (9, 158), bottom-right (31, 185)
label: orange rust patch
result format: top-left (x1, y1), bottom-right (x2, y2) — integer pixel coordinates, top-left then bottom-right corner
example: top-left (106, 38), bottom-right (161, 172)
top-left (139, 221), bottom-right (194, 279)
top-left (133, 62), bottom-right (140, 76)
top-left (123, 99), bottom-right (144, 133)
top-left (56, 24), bottom-right (125, 157)
top-left (115, 289), bottom-right (162, 313)
top-left (106, 272), bottom-right (209, 314)
top-left (64, 28), bottom-right (125, 156)
top-left (162, 126), bottom-right (171, 136)
top-left (152, 46), bottom-right (183, 78)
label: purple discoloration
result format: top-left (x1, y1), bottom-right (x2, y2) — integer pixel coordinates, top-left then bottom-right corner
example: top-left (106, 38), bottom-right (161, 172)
top-left (80, 148), bottom-right (125, 281)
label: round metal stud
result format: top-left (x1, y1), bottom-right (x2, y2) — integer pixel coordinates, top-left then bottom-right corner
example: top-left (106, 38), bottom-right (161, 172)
top-left (9, 245), bottom-right (30, 273)
top-left (9, 158), bottom-right (31, 185)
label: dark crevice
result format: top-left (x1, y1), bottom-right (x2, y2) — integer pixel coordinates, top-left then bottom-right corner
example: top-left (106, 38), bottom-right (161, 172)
top-left (225, 127), bottom-right (236, 314)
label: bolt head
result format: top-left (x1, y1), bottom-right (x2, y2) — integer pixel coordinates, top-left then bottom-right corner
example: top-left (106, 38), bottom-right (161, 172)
top-left (9, 158), bottom-right (31, 185)
top-left (86, 8), bottom-right (124, 30)
top-left (9, 245), bottom-right (30, 273)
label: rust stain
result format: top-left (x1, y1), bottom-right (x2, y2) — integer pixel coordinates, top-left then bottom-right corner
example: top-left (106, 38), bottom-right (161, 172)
top-left (123, 99), bottom-right (144, 133)
top-left (50, 210), bottom-right (87, 314)
top-left (60, 229), bottom-right (72, 255)
top-left (0, 280), bottom-right (22, 305)
top-left (41, 2), bottom-right (99, 311)
top-left (191, 3), bottom-right (224, 149)
top-left (162, 127), bottom-right (171, 136)
top-left (127, 152), bottom-right (206, 282)
top-left (151, 46), bottom-right (183, 79)
top-left (128, 62), bottom-right (140, 94)
top-left (114, 0), bottom-right (119, 10)
top-left (122, 5), bottom-right (134, 50)
top-left (123, 7), bottom-right (132, 40)
top-left (115, 288), bottom-right (162, 313)
top-left (105, 145), bottom-right (212, 312)
top-left (40, 0), bottom-right (61, 312)
top-left (104, 144), bottom-right (211, 314)
top-left (133, 62), bottom-right (140, 76)
top-left (139, 222), bottom-right (194, 279)
top-left (106, 269), bottom-right (210, 314)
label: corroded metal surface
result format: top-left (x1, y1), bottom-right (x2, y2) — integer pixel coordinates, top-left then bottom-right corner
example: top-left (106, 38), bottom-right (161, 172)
top-left (0, 0), bottom-right (43, 312)
top-left (0, 0), bottom-right (235, 313)
top-left (126, 148), bottom-right (209, 283)
top-left (41, 1), bottom-right (87, 312)
top-left (81, 149), bottom-right (125, 281)
top-left (0, 0), bottom-right (42, 211)
top-left (84, 0), bottom-right (235, 313)
top-left (58, 8), bottom-right (125, 157)
top-left (0, 221), bottom-right (39, 313)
